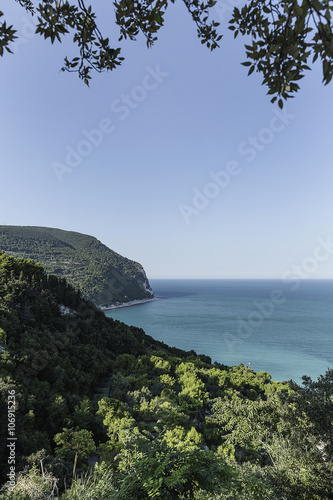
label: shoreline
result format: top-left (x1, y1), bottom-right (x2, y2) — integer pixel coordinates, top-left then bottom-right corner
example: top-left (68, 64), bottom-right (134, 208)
top-left (100, 297), bottom-right (156, 311)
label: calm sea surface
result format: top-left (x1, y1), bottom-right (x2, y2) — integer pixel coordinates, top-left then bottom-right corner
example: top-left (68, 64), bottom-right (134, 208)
top-left (105, 280), bottom-right (333, 383)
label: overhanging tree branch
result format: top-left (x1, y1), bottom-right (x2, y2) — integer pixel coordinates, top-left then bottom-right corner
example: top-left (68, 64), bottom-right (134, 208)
top-left (2, 0), bottom-right (333, 104)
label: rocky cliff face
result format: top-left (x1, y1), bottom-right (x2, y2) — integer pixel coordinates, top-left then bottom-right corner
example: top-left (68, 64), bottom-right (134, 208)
top-left (92, 263), bottom-right (154, 308)
top-left (0, 226), bottom-right (154, 308)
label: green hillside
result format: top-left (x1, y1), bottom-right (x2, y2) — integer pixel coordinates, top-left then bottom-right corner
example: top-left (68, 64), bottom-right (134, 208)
top-left (0, 253), bottom-right (332, 499)
top-left (0, 252), bottom-right (200, 492)
top-left (0, 226), bottom-right (154, 307)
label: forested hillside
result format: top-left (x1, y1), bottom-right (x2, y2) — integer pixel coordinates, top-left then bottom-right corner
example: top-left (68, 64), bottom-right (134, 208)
top-left (0, 253), bottom-right (332, 499)
top-left (0, 226), bottom-right (154, 307)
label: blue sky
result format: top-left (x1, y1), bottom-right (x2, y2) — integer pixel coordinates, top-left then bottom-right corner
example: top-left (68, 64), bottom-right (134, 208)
top-left (1, 0), bottom-right (333, 279)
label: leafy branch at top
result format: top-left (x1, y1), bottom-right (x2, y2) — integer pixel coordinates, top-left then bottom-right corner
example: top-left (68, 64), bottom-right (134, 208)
top-left (229, 0), bottom-right (333, 106)
top-left (0, 10), bottom-right (17, 56)
top-left (2, 0), bottom-right (333, 104)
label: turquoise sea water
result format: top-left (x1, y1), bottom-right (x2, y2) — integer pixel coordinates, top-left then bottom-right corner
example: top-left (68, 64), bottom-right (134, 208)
top-left (105, 280), bottom-right (333, 384)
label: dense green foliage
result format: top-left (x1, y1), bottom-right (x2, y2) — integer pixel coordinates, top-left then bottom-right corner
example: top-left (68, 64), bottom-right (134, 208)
top-left (0, 252), bottom-right (177, 486)
top-left (2, 0), bottom-right (333, 103)
top-left (0, 226), bottom-right (154, 307)
top-left (0, 253), bottom-right (332, 499)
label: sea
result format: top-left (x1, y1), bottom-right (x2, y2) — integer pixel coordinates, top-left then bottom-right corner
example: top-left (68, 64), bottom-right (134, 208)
top-left (104, 279), bottom-right (333, 384)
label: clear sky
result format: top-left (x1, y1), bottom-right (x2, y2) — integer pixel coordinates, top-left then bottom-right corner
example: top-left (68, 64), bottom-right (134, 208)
top-left (1, 0), bottom-right (333, 279)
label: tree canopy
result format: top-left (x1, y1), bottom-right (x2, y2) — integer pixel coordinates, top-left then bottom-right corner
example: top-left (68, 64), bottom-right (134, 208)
top-left (1, 0), bottom-right (333, 105)
top-left (0, 252), bottom-right (332, 498)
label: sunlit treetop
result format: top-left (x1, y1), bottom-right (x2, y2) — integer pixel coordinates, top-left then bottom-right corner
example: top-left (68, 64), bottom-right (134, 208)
top-left (1, 0), bottom-right (333, 106)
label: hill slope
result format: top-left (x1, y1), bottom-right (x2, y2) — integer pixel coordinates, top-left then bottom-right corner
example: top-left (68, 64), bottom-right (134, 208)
top-left (0, 226), bottom-right (154, 307)
top-left (0, 253), bottom-right (332, 499)
top-left (0, 252), bottom-right (195, 487)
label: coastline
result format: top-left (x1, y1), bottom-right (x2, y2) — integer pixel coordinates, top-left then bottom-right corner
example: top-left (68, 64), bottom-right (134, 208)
top-left (100, 297), bottom-right (156, 311)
